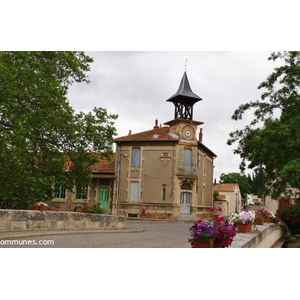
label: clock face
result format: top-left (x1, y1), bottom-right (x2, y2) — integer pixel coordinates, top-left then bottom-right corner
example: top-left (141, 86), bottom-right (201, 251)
top-left (185, 129), bottom-right (192, 138)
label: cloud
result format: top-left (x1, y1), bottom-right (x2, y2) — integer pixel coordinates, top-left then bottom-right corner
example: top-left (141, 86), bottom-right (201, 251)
top-left (67, 51), bottom-right (276, 180)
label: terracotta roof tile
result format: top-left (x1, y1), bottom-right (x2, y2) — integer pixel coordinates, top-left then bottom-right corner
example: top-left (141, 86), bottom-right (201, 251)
top-left (91, 154), bottom-right (116, 174)
top-left (213, 183), bottom-right (237, 192)
top-left (114, 127), bottom-right (179, 142)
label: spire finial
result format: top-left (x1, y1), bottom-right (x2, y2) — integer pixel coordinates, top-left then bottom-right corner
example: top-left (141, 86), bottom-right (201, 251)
top-left (184, 59), bottom-right (188, 72)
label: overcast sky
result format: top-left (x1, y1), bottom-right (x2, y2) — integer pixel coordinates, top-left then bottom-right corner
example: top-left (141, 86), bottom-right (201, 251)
top-left (67, 51), bottom-right (278, 181)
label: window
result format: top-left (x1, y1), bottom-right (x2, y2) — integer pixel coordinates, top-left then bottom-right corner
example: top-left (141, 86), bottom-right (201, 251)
top-left (202, 185), bottom-right (206, 205)
top-left (54, 181), bottom-right (66, 199)
top-left (76, 185), bottom-right (88, 200)
top-left (183, 148), bottom-right (192, 172)
top-left (162, 186), bottom-right (166, 201)
top-left (131, 147), bottom-right (141, 168)
top-left (99, 179), bottom-right (109, 186)
top-left (181, 182), bottom-right (192, 190)
top-left (129, 182), bottom-right (139, 202)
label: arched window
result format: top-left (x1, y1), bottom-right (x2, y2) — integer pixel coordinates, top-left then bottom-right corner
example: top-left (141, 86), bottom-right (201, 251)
top-left (181, 182), bottom-right (192, 190)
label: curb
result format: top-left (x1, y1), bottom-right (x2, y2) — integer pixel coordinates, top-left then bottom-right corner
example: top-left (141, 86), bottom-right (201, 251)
top-left (0, 227), bottom-right (144, 241)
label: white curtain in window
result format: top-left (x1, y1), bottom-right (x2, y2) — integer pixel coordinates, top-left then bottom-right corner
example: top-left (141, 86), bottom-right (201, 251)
top-left (183, 149), bottom-right (192, 172)
top-left (131, 148), bottom-right (141, 168)
top-left (130, 182), bottom-right (139, 202)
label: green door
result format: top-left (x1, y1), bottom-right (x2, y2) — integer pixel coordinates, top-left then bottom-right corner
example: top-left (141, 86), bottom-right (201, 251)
top-left (98, 188), bottom-right (109, 212)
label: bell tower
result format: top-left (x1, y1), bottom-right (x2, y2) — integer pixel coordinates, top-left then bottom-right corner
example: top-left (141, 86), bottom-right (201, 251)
top-left (164, 72), bottom-right (203, 140)
top-left (167, 72), bottom-right (202, 120)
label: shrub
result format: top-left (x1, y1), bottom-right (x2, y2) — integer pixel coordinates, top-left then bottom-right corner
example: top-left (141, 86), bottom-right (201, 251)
top-left (277, 200), bottom-right (300, 235)
top-left (85, 204), bottom-right (105, 214)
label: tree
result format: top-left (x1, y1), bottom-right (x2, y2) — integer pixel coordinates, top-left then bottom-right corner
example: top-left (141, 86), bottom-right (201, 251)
top-left (228, 51), bottom-right (300, 199)
top-left (0, 51), bottom-right (118, 209)
top-left (247, 167), bottom-right (266, 197)
top-left (219, 172), bottom-right (251, 199)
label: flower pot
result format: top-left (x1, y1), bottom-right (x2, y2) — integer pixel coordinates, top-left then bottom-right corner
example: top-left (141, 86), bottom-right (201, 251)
top-left (237, 222), bottom-right (253, 233)
top-left (75, 208), bottom-right (83, 213)
top-left (264, 218), bottom-right (271, 223)
top-left (192, 238), bottom-right (215, 248)
top-left (255, 217), bottom-right (264, 225)
top-left (40, 206), bottom-right (47, 211)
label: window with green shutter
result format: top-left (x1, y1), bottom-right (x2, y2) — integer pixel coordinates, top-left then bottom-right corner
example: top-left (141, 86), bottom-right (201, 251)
top-left (54, 181), bottom-right (66, 199)
top-left (76, 185), bottom-right (88, 200)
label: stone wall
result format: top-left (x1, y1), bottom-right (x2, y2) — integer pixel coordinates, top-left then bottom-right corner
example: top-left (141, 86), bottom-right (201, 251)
top-left (0, 209), bottom-right (126, 232)
top-left (230, 223), bottom-right (283, 248)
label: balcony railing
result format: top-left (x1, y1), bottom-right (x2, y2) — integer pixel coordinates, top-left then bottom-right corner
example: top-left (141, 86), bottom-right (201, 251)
top-left (176, 165), bottom-right (199, 177)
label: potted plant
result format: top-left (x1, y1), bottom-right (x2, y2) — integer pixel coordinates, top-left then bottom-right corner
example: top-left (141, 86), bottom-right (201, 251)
top-left (188, 220), bottom-right (217, 248)
top-left (211, 207), bottom-right (236, 248)
top-left (188, 207), bottom-right (237, 248)
top-left (74, 204), bottom-right (83, 212)
top-left (255, 210), bottom-right (265, 225)
top-left (31, 201), bottom-right (48, 211)
top-left (235, 210), bottom-right (255, 233)
top-left (262, 209), bottom-right (272, 223)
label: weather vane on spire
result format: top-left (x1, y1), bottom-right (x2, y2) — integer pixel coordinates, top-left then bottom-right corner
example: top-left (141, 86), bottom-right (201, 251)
top-left (184, 59), bottom-right (188, 72)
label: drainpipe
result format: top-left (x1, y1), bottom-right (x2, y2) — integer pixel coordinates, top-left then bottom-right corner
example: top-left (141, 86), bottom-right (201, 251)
top-left (115, 142), bottom-right (121, 216)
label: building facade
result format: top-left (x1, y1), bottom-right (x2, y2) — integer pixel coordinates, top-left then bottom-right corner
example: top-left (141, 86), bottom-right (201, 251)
top-left (213, 183), bottom-right (242, 215)
top-left (50, 155), bottom-right (116, 213)
top-left (113, 72), bottom-right (216, 219)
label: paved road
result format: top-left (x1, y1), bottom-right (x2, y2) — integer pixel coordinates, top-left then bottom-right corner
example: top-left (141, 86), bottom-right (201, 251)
top-left (0, 220), bottom-right (192, 248)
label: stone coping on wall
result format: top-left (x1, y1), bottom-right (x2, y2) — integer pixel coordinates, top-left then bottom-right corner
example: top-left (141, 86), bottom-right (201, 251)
top-left (230, 223), bottom-right (283, 248)
top-left (0, 209), bottom-right (126, 232)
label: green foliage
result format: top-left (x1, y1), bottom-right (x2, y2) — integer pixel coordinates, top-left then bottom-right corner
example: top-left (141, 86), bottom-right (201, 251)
top-left (219, 172), bottom-right (251, 199)
top-left (277, 200), bottom-right (300, 235)
top-left (213, 190), bottom-right (220, 201)
top-left (228, 51), bottom-right (300, 198)
top-left (85, 204), bottom-right (105, 214)
top-left (0, 51), bottom-right (118, 209)
top-left (247, 167), bottom-right (266, 197)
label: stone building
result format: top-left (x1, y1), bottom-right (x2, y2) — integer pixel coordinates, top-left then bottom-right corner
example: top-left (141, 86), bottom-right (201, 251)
top-left (213, 183), bottom-right (242, 215)
top-left (113, 72), bottom-right (216, 219)
top-left (50, 154), bottom-right (116, 212)
top-left (50, 72), bottom-right (216, 220)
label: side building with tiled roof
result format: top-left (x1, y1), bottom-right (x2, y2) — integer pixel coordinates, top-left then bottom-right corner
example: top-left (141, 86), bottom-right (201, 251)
top-left (213, 183), bottom-right (242, 215)
top-left (50, 154), bottom-right (116, 212)
top-left (112, 72), bottom-right (217, 220)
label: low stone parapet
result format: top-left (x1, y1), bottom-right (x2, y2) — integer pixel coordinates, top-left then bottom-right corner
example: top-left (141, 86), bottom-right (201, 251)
top-left (230, 223), bottom-right (283, 248)
top-left (0, 209), bottom-right (126, 232)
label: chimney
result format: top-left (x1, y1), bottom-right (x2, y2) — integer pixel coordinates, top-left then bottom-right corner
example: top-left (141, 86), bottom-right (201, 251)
top-left (199, 128), bottom-right (203, 143)
top-left (153, 119), bottom-right (159, 133)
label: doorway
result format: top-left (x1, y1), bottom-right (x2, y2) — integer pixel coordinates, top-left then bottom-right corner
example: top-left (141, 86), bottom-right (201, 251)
top-left (98, 188), bottom-right (109, 212)
top-left (180, 192), bottom-right (191, 214)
